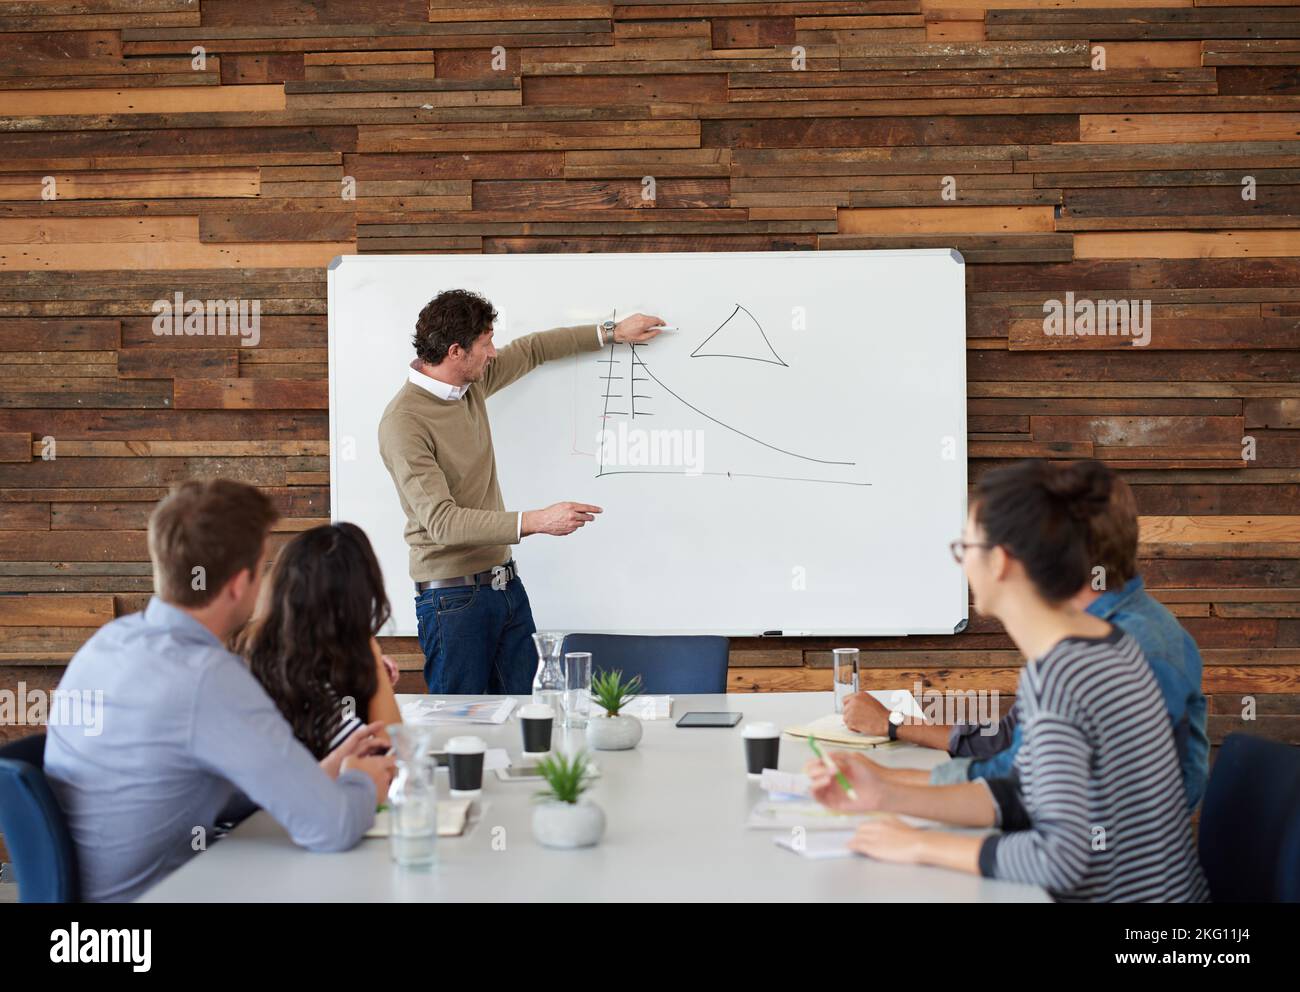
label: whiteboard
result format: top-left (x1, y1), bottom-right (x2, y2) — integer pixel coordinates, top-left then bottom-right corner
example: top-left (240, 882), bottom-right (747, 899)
top-left (328, 250), bottom-right (968, 637)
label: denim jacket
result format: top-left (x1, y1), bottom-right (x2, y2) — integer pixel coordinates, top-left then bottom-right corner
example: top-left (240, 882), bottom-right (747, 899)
top-left (932, 577), bottom-right (1209, 810)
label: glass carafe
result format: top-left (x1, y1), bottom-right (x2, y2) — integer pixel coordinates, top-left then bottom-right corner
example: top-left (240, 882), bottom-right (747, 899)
top-left (531, 631), bottom-right (566, 721)
top-left (386, 723), bottom-right (438, 868)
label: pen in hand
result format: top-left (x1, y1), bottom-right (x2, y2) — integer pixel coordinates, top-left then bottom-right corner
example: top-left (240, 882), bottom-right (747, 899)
top-left (808, 735), bottom-right (858, 801)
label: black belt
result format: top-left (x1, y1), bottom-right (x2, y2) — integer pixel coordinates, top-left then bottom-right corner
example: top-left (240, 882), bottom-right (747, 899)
top-left (416, 560), bottom-right (517, 593)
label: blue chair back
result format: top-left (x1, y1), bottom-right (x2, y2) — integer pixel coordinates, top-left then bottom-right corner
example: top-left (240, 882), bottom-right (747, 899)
top-left (559, 634), bottom-right (729, 695)
top-left (1198, 733), bottom-right (1300, 902)
top-left (0, 733), bottom-right (79, 903)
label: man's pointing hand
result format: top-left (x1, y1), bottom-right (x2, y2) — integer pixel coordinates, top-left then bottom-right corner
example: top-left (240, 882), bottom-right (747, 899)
top-left (522, 502), bottom-right (603, 537)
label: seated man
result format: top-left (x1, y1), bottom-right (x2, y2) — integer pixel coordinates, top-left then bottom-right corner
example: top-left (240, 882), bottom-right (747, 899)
top-left (45, 480), bottom-right (395, 902)
top-left (844, 474), bottom-right (1209, 809)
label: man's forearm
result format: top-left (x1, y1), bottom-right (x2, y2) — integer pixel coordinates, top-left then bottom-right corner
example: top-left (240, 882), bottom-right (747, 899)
top-left (897, 721), bottom-right (957, 751)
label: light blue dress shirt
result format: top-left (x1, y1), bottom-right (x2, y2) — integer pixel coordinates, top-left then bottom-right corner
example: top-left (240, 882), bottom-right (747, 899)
top-left (44, 597), bottom-right (377, 902)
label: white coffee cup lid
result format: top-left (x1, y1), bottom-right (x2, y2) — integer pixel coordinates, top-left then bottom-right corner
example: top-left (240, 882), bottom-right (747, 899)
top-left (519, 703), bottom-right (555, 719)
top-left (742, 721), bottom-right (780, 739)
top-left (446, 735), bottom-right (487, 754)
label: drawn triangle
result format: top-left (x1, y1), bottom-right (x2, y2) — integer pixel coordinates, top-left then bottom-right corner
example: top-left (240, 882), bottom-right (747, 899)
top-left (690, 304), bottom-right (788, 367)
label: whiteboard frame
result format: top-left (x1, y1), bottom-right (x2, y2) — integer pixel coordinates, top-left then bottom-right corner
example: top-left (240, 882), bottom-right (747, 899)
top-left (327, 249), bottom-right (969, 638)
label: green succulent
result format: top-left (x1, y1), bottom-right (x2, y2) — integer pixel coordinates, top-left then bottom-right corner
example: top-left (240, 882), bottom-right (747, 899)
top-left (535, 750), bottom-right (593, 805)
top-left (590, 668), bottom-right (643, 717)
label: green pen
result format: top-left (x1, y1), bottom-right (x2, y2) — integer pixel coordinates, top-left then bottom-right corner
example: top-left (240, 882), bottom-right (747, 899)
top-left (807, 735), bottom-right (858, 801)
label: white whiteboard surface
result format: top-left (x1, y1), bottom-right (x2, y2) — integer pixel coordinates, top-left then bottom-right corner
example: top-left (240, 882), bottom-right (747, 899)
top-left (328, 250), bottom-right (968, 637)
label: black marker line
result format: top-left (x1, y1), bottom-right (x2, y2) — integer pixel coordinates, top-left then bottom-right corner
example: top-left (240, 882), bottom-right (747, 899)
top-left (690, 303), bottom-right (789, 368)
top-left (630, 349), bottom-right (854, 467)
top-left (595, 469), bottom-right (870, 487)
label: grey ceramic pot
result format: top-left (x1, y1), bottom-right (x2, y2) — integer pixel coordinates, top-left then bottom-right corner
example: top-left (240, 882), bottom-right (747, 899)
top-left (532, 799), bottom-right (606, 849)
top-left (586, 712), bottom-right (643, 750)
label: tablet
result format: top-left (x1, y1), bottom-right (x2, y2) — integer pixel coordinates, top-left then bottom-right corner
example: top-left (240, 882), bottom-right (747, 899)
top-left (676, 711), bottom-right (743, 728)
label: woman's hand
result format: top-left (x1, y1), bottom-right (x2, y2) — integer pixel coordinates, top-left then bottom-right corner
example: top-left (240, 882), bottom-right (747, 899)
top-left (370, 637), bottom-right (399, 686)
top-left (320, 720), bottom-right (391, 780)
top-left (802, 751), bottom-right (890, 812)
top-left (848, 815), bottom-right (926, 864)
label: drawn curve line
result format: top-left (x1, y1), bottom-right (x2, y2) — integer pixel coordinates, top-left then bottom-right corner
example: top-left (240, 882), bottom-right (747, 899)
top-left (630, 347), bottom-right (854, 467)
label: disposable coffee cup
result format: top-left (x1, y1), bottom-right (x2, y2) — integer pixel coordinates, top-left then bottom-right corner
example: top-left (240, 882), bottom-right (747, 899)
top-left (446, 735), bottom-right (487, 798)
top-left (742, 722), bottom-right (781, 779)
top-left (519, 703), bottom-right (555, 757)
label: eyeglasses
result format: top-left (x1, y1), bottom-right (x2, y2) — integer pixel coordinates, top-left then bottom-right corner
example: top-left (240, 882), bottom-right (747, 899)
top-left (949, 540), bottom-right (995, 564)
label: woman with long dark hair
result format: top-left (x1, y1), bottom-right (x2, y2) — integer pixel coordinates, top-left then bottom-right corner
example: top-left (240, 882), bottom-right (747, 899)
top-left (243, 522), bottom-right (402, 760)
top-left (806, 459), bottom-right (1207, 902)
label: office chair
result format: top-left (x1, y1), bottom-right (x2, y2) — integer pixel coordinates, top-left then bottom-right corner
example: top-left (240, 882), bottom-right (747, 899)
top-left (559, 634), bottom-right (729, 695)
top-left (0, 733), bottom-right (80, 902)
top-left (1198, 732), bottom-right (1300, 902)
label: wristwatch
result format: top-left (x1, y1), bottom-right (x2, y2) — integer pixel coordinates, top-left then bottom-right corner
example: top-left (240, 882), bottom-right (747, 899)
top-left (600, 319), bottom-right (617, 345)
top-left (888, 708), bottom-right (904, 741)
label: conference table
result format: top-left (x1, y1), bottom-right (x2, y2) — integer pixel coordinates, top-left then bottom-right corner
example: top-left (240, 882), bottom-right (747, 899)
top-left (140, 692), bottom-right (1048, 902)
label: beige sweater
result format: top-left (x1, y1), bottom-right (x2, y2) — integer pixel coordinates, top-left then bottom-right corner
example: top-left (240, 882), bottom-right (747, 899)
top-left (377, 323), bottom-right (602, 582)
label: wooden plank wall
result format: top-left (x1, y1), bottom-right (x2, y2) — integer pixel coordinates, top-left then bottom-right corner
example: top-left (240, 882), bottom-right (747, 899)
top-left (1, 0), bottom-right (1299, 771)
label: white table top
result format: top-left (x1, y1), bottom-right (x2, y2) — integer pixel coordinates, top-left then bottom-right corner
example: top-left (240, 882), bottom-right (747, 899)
top-left (139, 692), bottom-right (1048, 903)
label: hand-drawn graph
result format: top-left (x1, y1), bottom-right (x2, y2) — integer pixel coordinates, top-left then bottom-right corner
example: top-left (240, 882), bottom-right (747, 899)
top-left (690, 303), bottom-right (788, 367)
top-left (594, 305), bottom-right (866, 487)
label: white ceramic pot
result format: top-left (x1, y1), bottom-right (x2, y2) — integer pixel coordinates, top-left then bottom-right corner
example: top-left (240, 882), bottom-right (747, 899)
top-left (586, 712), bottom-right (643, 750)
top-left (532, 799), bottom-right (606, 849)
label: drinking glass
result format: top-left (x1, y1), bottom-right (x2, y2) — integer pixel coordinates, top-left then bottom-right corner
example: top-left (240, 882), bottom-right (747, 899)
top-left (832, 648), bottom-right (860, 714)
top-left (563, 651), bottom-right (593, 730)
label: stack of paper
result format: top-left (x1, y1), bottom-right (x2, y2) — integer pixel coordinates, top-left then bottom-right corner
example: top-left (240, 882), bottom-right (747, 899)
top-left (746, 797), bottom-right (865, 831)
top-left (615, 695), bottom-right (673, 720)
top-left (774, 830), bottom-right (858, 860)
top-left (400, 697), bottom-right (517, 725)
top-left (749, 794), bottom-right (943, 833)
top-left (759, 768), bottom-right (812, 798)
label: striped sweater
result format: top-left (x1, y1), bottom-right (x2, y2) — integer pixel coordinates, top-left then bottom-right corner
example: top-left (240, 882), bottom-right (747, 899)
top-left (979, 624), bottom-right (1209, 903)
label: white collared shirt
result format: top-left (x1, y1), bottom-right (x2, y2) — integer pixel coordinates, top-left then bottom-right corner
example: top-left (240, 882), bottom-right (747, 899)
top-left (406, 359), bottom-right (520, 540)
top-left (407, 359), bottom-right (469, 401)
top-left (404, 324), bottom-right (609, 545)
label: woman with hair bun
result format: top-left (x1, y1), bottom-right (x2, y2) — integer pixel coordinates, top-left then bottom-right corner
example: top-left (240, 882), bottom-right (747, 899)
top-left (806, 459), bottom-right (1208, 902)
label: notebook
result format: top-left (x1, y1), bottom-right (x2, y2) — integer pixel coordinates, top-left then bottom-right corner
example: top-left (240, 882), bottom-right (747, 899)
top-left (366, 798), bottom-right (472, 839)
top-left (400, 697), bottom-right (516, 725)
top-left (782, 713), bottom-right (890, 748)
top-left (783, 689), bottom-right (927, 747)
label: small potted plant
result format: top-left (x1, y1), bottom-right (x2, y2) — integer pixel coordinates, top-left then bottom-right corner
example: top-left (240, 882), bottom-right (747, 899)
top-left (532, 750), bottom-right (605, 849)
top-left (586, 669), bottom-right (644, 751)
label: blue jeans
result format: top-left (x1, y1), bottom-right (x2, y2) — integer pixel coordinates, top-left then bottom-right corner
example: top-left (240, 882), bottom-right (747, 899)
top-left (414, 575), bottom-right (538, 694)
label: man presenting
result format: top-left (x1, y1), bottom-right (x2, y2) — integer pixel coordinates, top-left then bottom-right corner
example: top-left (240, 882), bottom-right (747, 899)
top-left (379, 289), bottom-right (665, 693)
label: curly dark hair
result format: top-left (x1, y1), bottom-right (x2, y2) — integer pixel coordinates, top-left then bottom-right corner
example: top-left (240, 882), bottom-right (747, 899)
top-left (241, 522), bottom-right (392, 760)
top-left (413, 289), bottom-right (498, 365)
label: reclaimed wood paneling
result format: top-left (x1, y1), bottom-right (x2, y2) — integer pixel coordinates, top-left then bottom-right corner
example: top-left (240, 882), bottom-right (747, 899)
top-left (0, 1), bottom-right (1297, 780)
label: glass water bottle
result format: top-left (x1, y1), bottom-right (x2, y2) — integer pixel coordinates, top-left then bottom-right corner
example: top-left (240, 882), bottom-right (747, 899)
top-left (531, 631), bottom-right (566, 722)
